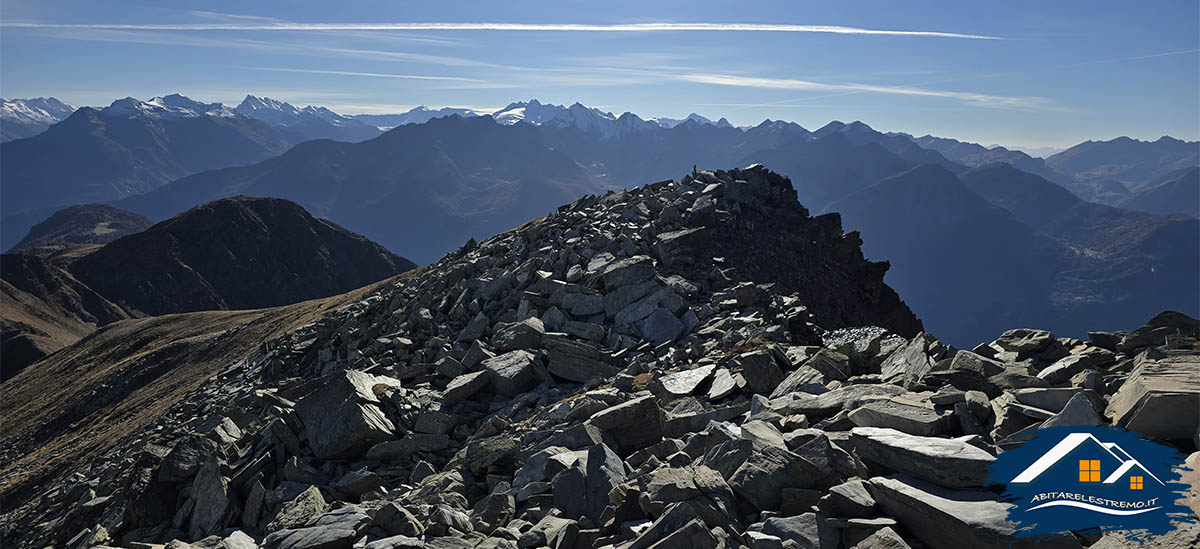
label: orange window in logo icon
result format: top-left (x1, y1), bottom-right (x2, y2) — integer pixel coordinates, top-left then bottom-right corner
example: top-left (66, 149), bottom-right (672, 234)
top-left (1130, 476), bottom-right (1143, 490)
top-left (1079, 460), bottom-right (1101, 482)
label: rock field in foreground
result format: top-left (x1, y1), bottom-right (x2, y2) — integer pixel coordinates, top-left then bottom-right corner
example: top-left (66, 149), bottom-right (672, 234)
top-left (2, 165), bottom-right (1197, 549)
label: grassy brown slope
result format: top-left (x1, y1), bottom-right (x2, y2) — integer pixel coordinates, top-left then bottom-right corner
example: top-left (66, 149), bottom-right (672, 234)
top-left (0, 253), bottom-right (131, 377)
top-left (0, 270), bottom-right (414, 511)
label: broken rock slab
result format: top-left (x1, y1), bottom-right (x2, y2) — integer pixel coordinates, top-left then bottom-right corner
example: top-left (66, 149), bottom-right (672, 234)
top-left (867, 475), bottom-right (1080, 549)
top-left (653, 364), bottom-right (715, 398)
top-left (850, 427), bottom-right (995, 488)
top-left (1106, 350), bottom-right (1200, 442)
top-left (483, 350), bottom-right (537, 397)
top-left (848, 401), bottom-right (945, 437)
top-left (294, 370), bottom-right (399, 459)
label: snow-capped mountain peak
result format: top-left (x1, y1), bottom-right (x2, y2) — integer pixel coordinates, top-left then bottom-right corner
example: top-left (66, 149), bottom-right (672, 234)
top-left (1, 97), bottom-right (75, 125)
top-left (99, 94), bottom-right (231, 119)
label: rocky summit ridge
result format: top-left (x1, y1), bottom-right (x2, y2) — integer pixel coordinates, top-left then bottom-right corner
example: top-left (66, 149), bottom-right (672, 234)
top-left (3, 166), bottom-right (1198, 549)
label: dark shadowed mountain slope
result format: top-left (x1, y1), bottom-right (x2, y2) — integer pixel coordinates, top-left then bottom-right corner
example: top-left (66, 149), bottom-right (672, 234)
top-left (741, 132), bottom-right (917, 212)
top-left (1119, 167), bottom-right (1199, 217)
top-left (0, 96), bottom-right (295, 218)
top-left (0, 254), bottom-right (130, 379)
top-left (7, 204), bottom-right (152, 256)
top-left (828, 164), bottom-right (1067, 344)
top-left (1046, 135), bottom-right (1199, 193)
top-left (958, 163), bottom-right (1083, 227)
top-left (69, 196), bottom-right (416, 316)
top-left (833, 164), bottom-right (1199, 345)
top-left (119, 115), bottom-right (610, 264)
top-left (959, 162), bottom-right (1199, 253)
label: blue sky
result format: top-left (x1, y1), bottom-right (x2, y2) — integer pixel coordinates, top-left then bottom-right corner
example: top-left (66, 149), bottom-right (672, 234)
top-left (2, 1), bottom-right (1197, 150)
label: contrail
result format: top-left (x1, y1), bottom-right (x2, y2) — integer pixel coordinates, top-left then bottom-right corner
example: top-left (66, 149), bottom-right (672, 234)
top-left (1, 22), bottom-right (1002, 40)
top-left (250, 67), bottom-right (487, 82)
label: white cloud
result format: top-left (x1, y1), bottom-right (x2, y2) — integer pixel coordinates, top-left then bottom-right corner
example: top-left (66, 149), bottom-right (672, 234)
top-left (3, 21), bottom-right (1001, 40)
top-left (676, 73), bottom-right (1052, 110)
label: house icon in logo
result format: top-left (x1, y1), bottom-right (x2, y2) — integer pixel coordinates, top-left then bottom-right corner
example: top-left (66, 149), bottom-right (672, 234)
top-left (1011, 432), bottom-right (1164, 491)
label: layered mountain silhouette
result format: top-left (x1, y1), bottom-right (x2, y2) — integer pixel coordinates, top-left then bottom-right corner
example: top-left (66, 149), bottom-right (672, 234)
top-left (2, 97), bottom-right (1196, 346)
top-left (0, 96), bottom-right (294, 219)
top-left (902, 133), bottom-right (1075, 188)
top-left (834, 162), bottom-right (1198, 344)
top-left (0, 196), bottom-right (415, 378)
top-left (0, 94), bottom-right (388, 243)
top-left (119, 115), bottom-right (609, 263)
top-left (1119, 167), bottom-right (1199, 217)
top-left (7, 204), bottom-right (152, 256)
top-left (104, 113), bottom-right (1196, 346)
top-left (1045, 135), bottom-right (1199, 203)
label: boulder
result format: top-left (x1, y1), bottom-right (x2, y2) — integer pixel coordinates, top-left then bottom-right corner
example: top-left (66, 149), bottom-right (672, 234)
top-left (374, 503), bottom-right (423, 537)
top-left (602, 256), bottom-right (657, 290)
top-left (819, 479), bottom-right (876, 519)
top-left (264, 526), bottom-right (357, 549)
top-left (1039, 392), bottom-right (1104, 429)
top-left (366, 434), bottom-right (453, 460)
top-left (761, 513), bottom-right (839, 549)
top-left (730, 444), bottom-right (825, 511)
top-left (294, 370), bottom-right (399, 459)
top-left (585, 394), bottom-right (664, 454)
top-left (880, 333), bottom-right (940, 387)
top-left (848, 526), bottom-right (913, 549)
top-left (158, 435), bottom-right (221, 482)
top-left (708, 368), bottom-right (737, 400)
top-left (443, 370), bottom-right (489, 405)
top-left (867, 475), bottom-right (1079, 549)
top-left (654, 364), bottom-right (716, 398)
top-left (483, 350), bottom-right (537, 396)
top-left (1106, 350), bottom-right (1200, 442)
top-left (773, 349), bottom-right (851, 396)
top-left (544, 335), bottom-right (617, 383)
top-left (993, 329), bottom-right (1054, 354)
top-left (848, 401), bottom-right (944, 436)
top-left (465, 435), bottom-right (519, 473)
top-left (1036, 349), bottom-right (1115, 384)
top-left (266, 485), bottom-right (326, 533)
top-left (771, 384), bottom-right (908, 419)
top-left (850, 427), bottom-right (994, 488)
top-left (491, 317), bottom-right (545, 352)
top-left (738, 350), bottom-right (785, 395)
top-left (188, 456), bottom-right (231, 539)
top-left (583, 443), bottom-right (627, 522)
top-left (640, 308), bottom-right (684, 344)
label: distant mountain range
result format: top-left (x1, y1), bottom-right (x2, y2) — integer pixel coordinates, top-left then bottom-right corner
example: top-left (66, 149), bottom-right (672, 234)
top-left (0, 98), bottom-right (74, 142)
top-left (235, 95), bottom-right (382, 142)
top-left (1, 196), bottom-right (414, 378)
top-left (1045, 135), bottom-right (1199, 202)
top-left (2, 94), bottom-right (1195, 345)
top-left (1, 95), bottom-right (295, 221)
top-left (351, 106), bottom-right (485, 129)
